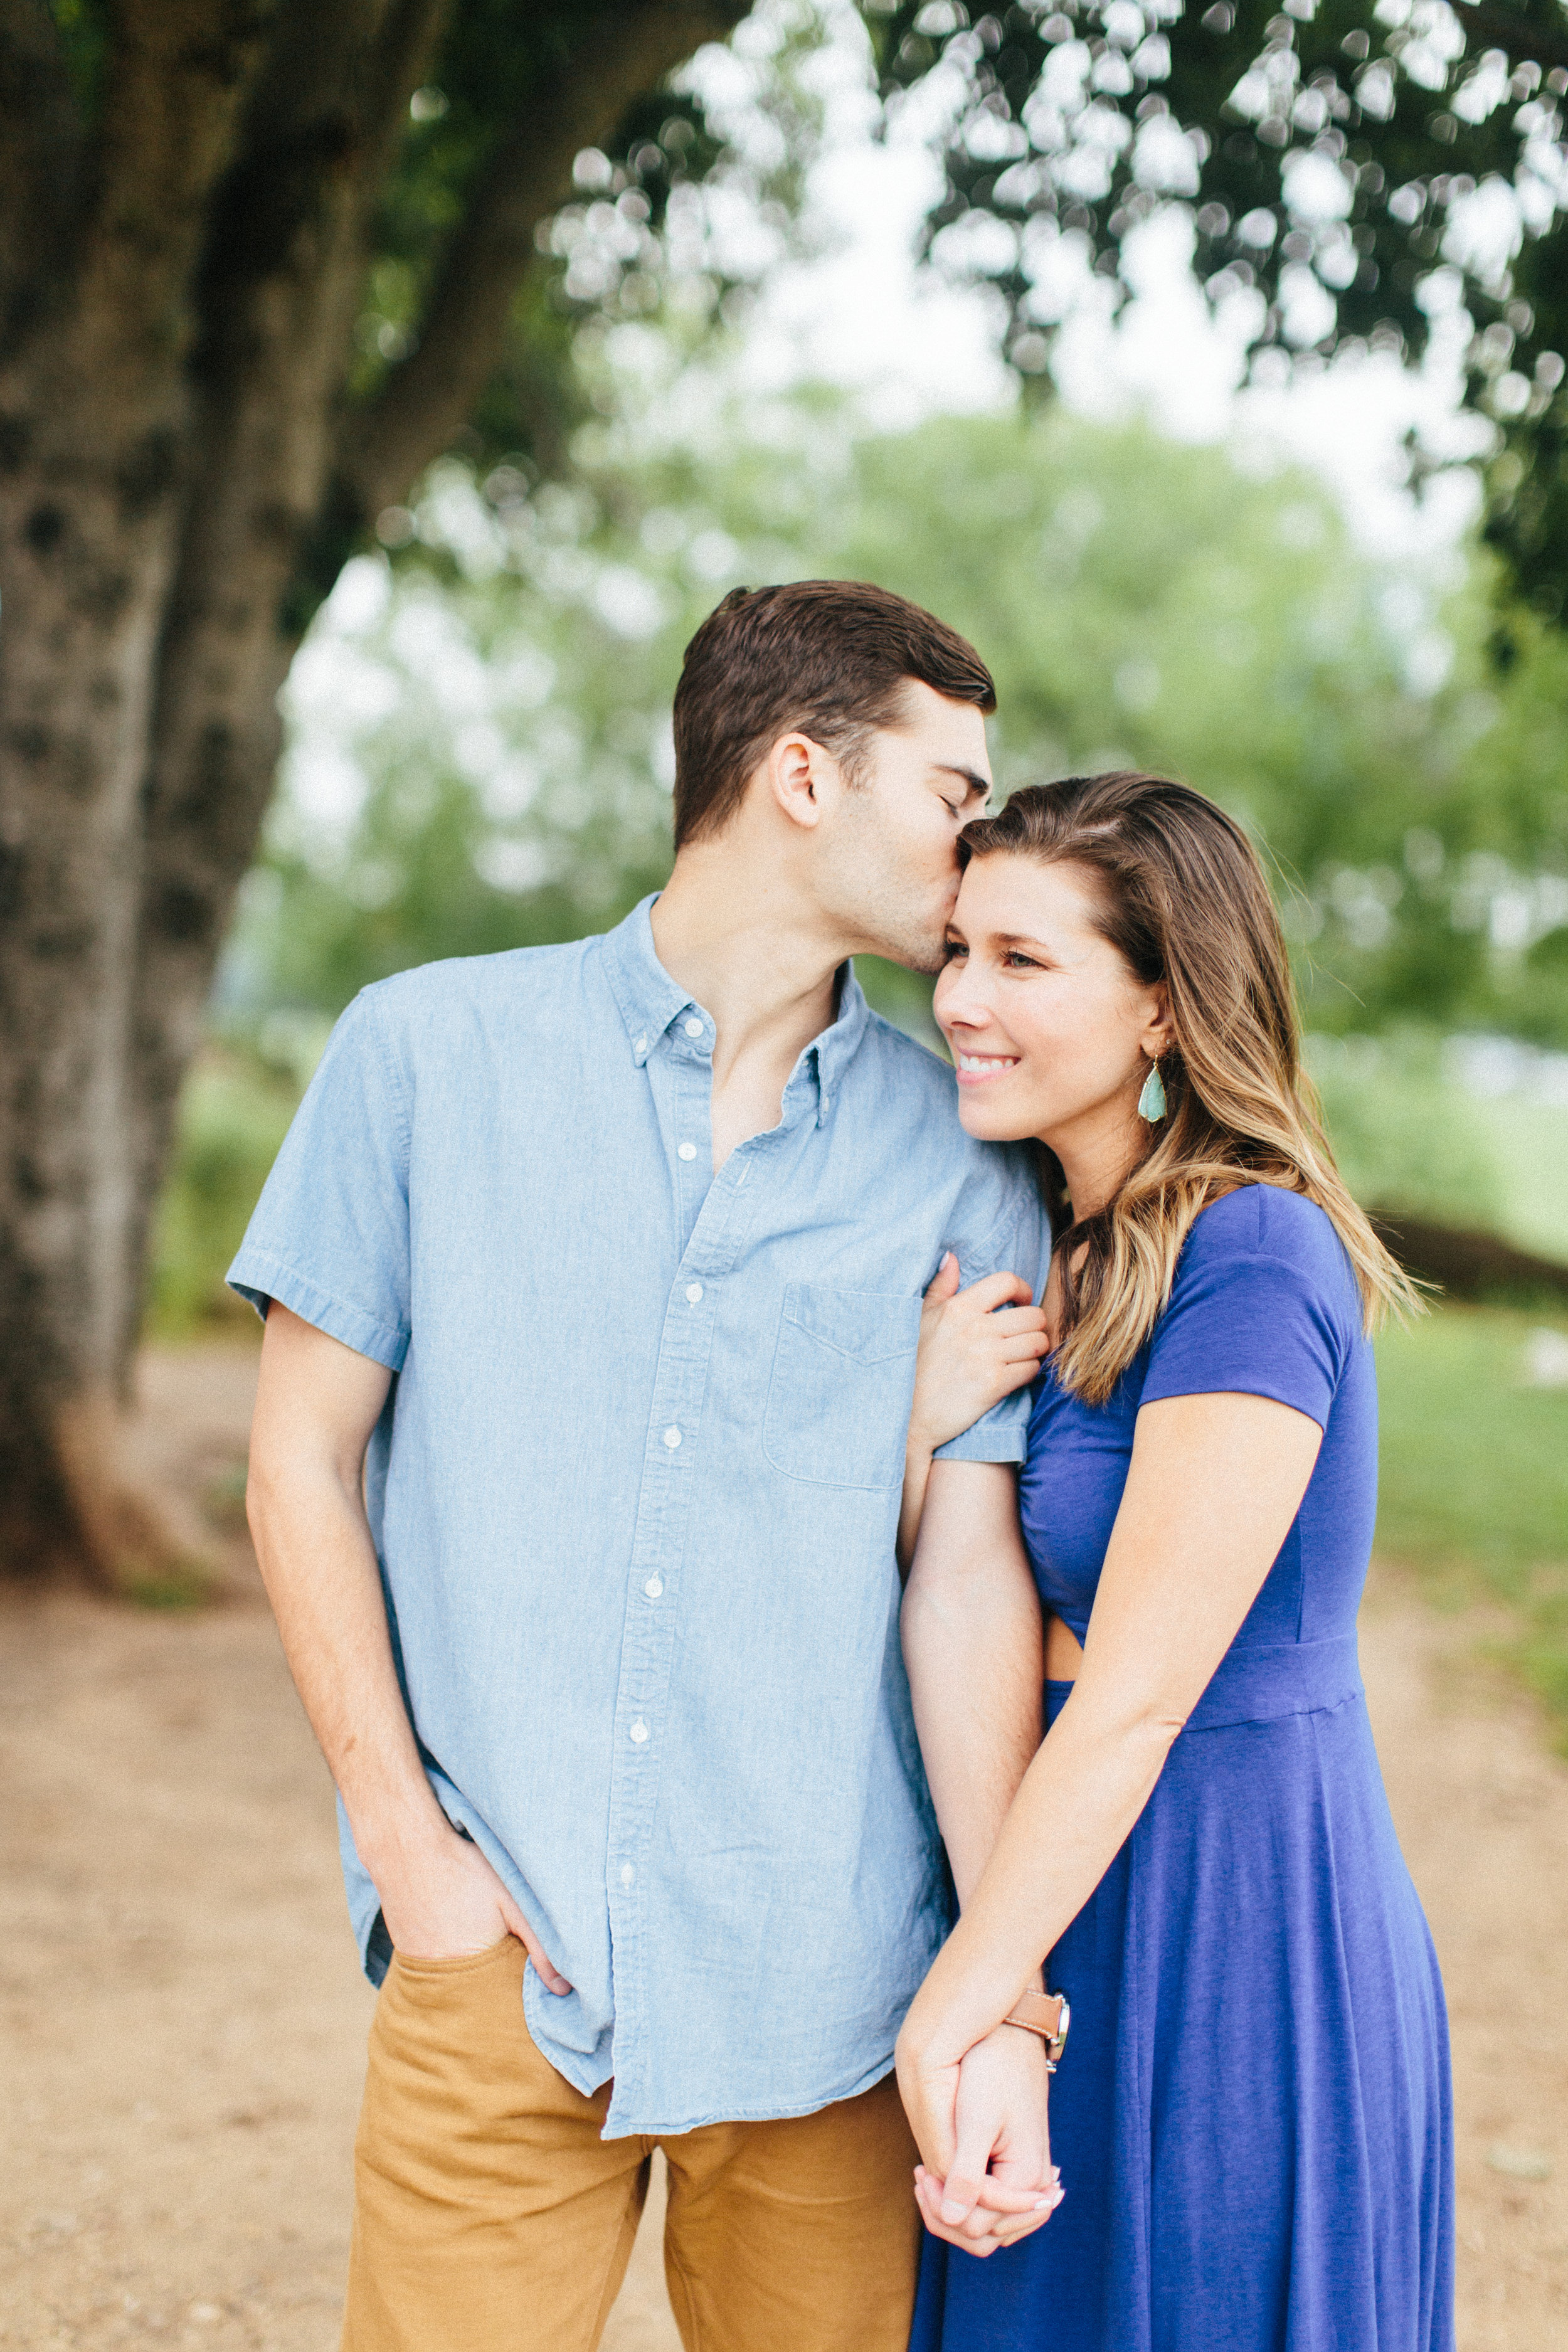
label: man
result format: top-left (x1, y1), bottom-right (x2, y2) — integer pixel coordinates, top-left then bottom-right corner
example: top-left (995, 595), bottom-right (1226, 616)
top-left (235, 580), bottom-right (1051, 2352)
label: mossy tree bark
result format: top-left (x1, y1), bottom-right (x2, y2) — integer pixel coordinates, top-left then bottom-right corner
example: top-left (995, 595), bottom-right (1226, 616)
top-left (0, 0), bottom-right (746, 1577)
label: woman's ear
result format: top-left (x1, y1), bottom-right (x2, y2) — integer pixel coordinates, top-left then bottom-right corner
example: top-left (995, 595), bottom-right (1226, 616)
top-left (1140, 983), bottom-right (1173, 1061)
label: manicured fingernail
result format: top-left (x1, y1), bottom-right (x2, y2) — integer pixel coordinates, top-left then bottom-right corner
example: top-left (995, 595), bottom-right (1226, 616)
top-left (940, 2198), bottom-right (970, 2224)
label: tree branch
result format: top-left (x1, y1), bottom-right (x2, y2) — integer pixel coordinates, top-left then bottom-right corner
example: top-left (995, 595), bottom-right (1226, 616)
top-left (66, 0), bottom-right (282, 372)
top-left (194, 0), bottom-right (448, 296)
top-left (1451, 0), bottom-right (1568, 76)
top-left (0, 1), bottom-right (83, 350)
top-left (341, 0), bottom-right (749, 522)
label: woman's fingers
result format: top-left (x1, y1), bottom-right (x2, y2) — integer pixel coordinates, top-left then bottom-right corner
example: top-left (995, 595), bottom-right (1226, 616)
top-left (919, 2163), bottom-right (1061, 2219)
top-left (922, 1251), bottom-right (963, 1305)
top-left (950, 1269), bottom-right (1036, 1316)
top-left (913, 2170), bottom-right (1062, 2255)
top-left (988, 1305), bottom-right (1050, 1339)
top-left (914, 2172), bottom-right (999, 2255)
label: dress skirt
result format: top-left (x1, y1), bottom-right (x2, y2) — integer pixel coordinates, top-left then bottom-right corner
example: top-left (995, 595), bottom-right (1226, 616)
top-left (909, 1665), bottom-right (1455, 2352)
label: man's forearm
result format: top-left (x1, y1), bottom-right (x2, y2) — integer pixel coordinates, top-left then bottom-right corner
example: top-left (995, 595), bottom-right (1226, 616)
top-left (248, 1457), bottom-right (447, 1875)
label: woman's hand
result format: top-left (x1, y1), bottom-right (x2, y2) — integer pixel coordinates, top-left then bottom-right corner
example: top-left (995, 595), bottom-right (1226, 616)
top-left (898, 2015), bottom-right (1062, 2257)
top-left (910, 1255), bottom-right (1049, 1458)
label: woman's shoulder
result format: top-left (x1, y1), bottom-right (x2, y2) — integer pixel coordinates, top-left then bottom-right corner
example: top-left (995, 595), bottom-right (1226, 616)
top-left (1142, 1184), bottom-right (1364, 1418)
top-left (1174, 1184), bottom-right (1359, 1318)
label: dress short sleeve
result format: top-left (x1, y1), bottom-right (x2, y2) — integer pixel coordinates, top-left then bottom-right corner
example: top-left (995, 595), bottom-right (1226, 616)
top-left (1138, 1187), bottom-right (1357, 1433)
top-left (226, 987), bottom-right (411, 1371)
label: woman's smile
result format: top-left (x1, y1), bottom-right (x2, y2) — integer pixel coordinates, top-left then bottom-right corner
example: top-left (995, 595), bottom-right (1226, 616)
top-left (955, 1051), bottom-right (1020, 1084)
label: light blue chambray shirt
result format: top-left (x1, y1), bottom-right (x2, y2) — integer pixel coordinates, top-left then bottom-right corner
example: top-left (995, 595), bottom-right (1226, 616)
top-left (229, 898), bottom-right (1046, 2136)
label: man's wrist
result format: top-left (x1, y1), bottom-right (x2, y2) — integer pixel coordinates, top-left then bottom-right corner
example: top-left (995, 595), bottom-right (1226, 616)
top-left (347, 1775), bottom-right (455, 1884)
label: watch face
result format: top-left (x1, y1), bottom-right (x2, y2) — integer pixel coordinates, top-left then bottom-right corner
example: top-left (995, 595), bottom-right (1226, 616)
top-left (1054, 1998), bottom-right (1070, 2052)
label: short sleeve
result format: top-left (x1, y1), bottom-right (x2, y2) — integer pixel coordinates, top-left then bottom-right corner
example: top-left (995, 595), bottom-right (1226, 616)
top-left (1140, 1200), bottom-right (1353, 1432)
top-left (226, 988), bottom-right (411, 1372)
top-left (934, 1179), bottom-right (1051, 1466)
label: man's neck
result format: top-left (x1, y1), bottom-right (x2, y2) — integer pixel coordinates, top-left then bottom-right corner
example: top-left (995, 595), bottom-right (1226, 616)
top-left (649, 848), bottom-right (852, 1170)
top-left (650, 851), bottom-right (848, 1084)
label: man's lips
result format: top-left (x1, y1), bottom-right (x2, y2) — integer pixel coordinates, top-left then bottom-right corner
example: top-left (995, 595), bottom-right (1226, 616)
top-left (955, 1051), bottom-right (1020, 1086)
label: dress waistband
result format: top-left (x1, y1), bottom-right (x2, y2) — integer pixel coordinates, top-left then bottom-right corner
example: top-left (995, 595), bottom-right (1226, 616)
top-left (1182, 1634), bottom-right (1364, 1732)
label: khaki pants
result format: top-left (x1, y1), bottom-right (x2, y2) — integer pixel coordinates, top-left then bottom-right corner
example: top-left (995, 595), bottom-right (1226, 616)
top-left (341, 1934), bottom-right (922, 2352)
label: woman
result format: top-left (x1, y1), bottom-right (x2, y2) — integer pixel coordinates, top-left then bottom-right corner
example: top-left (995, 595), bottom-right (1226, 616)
top-left (896, 773), bottom-right (1454, 2352)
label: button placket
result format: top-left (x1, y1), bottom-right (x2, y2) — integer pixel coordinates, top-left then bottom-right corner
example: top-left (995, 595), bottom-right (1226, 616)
top-left (600, 1106), bottom-right (780, 2120)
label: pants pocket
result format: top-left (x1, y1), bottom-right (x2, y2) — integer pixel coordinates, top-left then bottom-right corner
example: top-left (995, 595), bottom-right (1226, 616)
top-left (388, 1931), bottom-right (518, 1984)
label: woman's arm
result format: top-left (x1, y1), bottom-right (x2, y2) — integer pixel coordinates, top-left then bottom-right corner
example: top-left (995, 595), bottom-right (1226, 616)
top-left (902, 1460), bottom-right (1057, 2246)
top-left (903, 1461), bottom-right (1045, 1908)
top-left (897, 1387), bottom-right (1323, 2233)
top-left (898, 1254), bottom-right (1049, 1568)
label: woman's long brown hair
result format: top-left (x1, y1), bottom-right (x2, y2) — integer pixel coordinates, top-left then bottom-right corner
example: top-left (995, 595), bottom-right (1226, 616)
top-left (958, 772), bottom-right (1424, 1403)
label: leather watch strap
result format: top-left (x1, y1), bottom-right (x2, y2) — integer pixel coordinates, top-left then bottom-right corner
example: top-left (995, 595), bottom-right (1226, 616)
top-left (1002, 1989), bottom-right (1070, 2067)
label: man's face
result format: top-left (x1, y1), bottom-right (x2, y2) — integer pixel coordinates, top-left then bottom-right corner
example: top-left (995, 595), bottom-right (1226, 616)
top-left (820, 681), bottom-right (993, 973)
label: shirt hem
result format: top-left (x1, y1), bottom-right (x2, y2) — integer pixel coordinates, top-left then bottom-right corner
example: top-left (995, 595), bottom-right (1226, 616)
top-left (226, 1249), bottom-right (410, 1373)
top-left (933, 1427), bottom-right (1027, 1464)
top-left (592, 2048), bottom-right (899, 2141)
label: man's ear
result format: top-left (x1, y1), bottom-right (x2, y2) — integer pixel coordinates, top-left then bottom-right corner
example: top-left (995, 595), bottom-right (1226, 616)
top-left (766, 731), bottom-right (834, 831)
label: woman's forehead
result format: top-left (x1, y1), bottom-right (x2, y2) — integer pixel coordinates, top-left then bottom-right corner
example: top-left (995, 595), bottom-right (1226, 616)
top-left (955, 852), bottom-right (1108, 936)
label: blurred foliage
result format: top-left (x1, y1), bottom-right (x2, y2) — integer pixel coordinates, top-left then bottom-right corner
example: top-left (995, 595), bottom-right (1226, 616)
top-left (1376, 1301), bottom-right (1568, 1747)
top-left (355, 0), bottom-right (821, 494)
top-left (147, 1051), bottom-right (300, 1336)
top-left (221, 395), bottom-right (1568, 1048)
top-left (45, 0), bottom-right (821, 600)
top-left (871, 0), bottom-right (1568, 623)
top-left (1306, 1030), bottom-right (1505, 1225)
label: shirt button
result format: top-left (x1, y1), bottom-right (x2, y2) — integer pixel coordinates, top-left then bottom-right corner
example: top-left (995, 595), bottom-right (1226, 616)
top-left (684, 1017), bottom-right (704, 1037)
top-left (677, 1142), bottom-right (697, 1161)
top-left (644, 1576), bottom-right (664, 1599)
top-left (686, 1283), bottom-right (703, 1304)
top-left (663, 1425), bottom-right (681, 1448)
top-left (630, 1719), bottom-right (649, 1744)
top-left (620, 1862), bottom-right (635, 1885)
top-left (634, 1035), bottom-right (647, 1054)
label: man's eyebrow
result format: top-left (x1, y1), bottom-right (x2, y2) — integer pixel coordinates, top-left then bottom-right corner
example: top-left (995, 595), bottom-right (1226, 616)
top-left (935, 765), bottom-right (990, 799)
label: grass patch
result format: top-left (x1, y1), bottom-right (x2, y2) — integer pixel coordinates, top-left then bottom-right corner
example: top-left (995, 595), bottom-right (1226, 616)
top-left (121, 1559), bottom-right (214, 1611)
top-left (1375, 1303), bottom-right (1568, 1747)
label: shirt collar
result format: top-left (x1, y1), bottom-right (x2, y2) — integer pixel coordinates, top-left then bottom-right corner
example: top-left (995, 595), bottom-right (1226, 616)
top-left (601, 896), bottom-right (699, 1067)
top-left (601, 895), bottom-right (873, 1124)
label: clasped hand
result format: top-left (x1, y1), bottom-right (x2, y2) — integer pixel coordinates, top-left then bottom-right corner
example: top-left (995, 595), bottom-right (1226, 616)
top-left (898, 2018), bottom-right (1063, 2256)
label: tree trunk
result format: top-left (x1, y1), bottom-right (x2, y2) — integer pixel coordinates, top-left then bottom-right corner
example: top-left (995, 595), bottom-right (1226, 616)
top-left (0, 1), bottom-right (277, 1576)
top-left (0, 0), bottom-right (746, 1581)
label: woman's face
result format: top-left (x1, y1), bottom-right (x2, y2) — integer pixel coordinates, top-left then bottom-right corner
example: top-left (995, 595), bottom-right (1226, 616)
top-left (934, 854), bottom-right (1168, 1176)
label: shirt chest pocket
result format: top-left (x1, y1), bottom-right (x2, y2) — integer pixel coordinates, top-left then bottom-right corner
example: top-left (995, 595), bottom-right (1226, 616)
top-left (763, 1283), bottom-right (922, 1491)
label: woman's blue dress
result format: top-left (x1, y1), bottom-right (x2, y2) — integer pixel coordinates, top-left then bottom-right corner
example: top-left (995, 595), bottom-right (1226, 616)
top-left (911, 1184), bottom-right (1454, 2352)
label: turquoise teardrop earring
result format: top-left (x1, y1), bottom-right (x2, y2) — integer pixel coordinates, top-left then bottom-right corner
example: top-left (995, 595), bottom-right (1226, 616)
top-left (1137, 1056), bottom-right (1167, 1124)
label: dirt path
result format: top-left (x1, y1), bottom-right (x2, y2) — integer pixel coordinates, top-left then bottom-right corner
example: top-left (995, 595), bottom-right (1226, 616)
top-left (1, 1345), bottom-right (1563, 2350)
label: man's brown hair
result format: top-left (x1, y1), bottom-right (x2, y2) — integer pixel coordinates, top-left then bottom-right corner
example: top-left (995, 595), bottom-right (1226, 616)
top-left (670, 580), bottom-right (996, 849)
